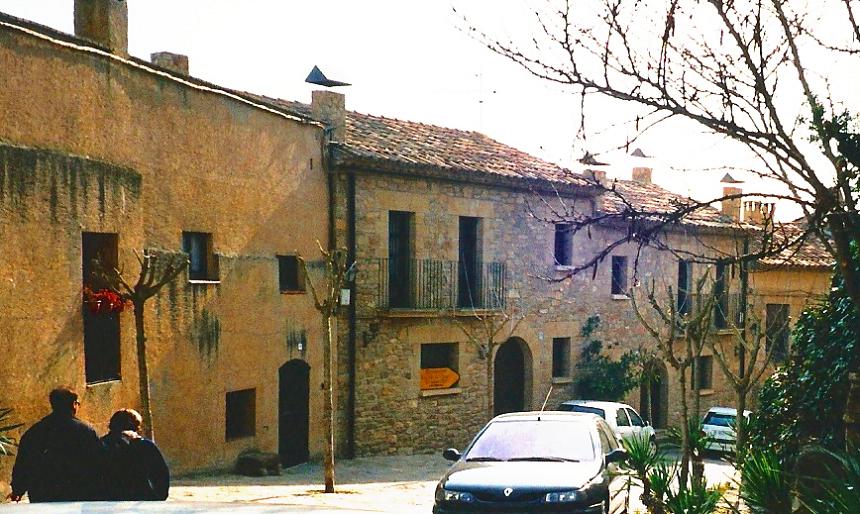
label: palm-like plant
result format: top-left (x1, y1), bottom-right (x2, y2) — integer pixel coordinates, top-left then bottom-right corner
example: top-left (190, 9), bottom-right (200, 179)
top-left (620, 433), bottom-right (665, 513)
top-left (799, 447), bottom-right (860, 514)
top-left (735, 449), bottom-right (793, 514)
top-left (662, 479), bottom-right (722, 514)
top-left (668, 417), bottom-right (712, 486)
top-left (0, 406), bottom-right (23, 456)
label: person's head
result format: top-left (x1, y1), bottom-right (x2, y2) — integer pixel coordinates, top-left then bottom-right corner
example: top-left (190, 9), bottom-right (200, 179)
top-left (49, 387), bottom-right (79, 416)
top-left (108, 409), bottom-right (143, 434)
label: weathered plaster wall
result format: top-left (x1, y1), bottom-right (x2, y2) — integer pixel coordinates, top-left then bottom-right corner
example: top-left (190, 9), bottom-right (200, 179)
top-left (0, 20), bottom-right (329, 484)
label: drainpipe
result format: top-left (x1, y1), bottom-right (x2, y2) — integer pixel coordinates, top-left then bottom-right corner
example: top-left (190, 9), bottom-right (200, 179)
top-left (346, 172), bottom-right (357, 458)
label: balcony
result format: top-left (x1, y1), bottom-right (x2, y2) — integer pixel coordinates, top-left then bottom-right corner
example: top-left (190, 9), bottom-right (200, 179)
top-left (372, 258), bottom-right (507, 312)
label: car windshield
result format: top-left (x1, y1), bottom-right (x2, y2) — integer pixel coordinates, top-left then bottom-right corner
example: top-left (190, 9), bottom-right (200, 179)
top-left (465, 420), bottom-right (596, 462)
top-left (703, 412), bottom-right (736, 427)
top-left (558, 404), bottom-right (606, 419)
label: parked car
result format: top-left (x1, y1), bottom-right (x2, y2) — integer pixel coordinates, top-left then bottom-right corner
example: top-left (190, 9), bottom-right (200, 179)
top-left (558, 400), bottom-right (657, 448)
top-left (433, 411), bottom-right (628, 514)
top-left (702, 406), bottom-right (752, 453)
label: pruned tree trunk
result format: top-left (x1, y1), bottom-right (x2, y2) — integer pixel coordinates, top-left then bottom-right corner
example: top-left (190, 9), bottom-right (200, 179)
top-left (322, 313), bottom-right (336, 493)
top-left (133, 300), bottom-right (154, 440)
top-left (486, 343), bottom-right (495, 418)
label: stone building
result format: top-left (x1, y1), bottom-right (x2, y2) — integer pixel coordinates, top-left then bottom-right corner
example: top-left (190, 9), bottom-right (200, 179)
top-left (0, 0), bottom-right (833, 491)
top-left (267, 92), bottom-right (832, 455)
top-left (0, 0), bottom-right (332, 487)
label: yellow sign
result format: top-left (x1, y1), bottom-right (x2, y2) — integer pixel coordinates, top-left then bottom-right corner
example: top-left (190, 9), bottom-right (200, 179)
top-left (421, 367), bottom-right (460, 390)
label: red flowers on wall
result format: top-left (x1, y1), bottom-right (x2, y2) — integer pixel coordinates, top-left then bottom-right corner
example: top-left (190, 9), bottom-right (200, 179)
top-left (82, 287), bottom-right (129, 315)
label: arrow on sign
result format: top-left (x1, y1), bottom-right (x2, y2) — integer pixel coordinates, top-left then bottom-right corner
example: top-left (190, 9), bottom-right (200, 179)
top-left (420, 367), bottom-right (460, 390)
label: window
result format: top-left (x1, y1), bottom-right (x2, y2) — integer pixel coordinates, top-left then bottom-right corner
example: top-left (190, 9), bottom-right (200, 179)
top-left (82, 232), bottom-right (121, 384)
top-left (677, 260), bottom-right (692, 316)
top-left (277, 255), bottom-right (304, 292)
top-left (388, 211), bottom-right (414, 308)
top-left (766, 304), bottom-right (790, 361)
top-left (615, 408), bottom-right (631, 427)
top-left (182, 231), bottom-right (218, 281)
top-left (611, 256), bottom-right (628, 295)
top-left (225, 388), bottom-right (256, 440)
top-left (554, 224), bottom-right (573, 266)
top-left (714, 263), bottom-right (729, 328)
top-left (420, 343), bottom-right (459, 390)
top-left (458, 216), bottom-right (483, 308)
top-left (626, 408), bottom-right (645, 427)
top-left (552, 337), bottom-right (571, 378)
top-left (695, 355), bottom-right (714, 390)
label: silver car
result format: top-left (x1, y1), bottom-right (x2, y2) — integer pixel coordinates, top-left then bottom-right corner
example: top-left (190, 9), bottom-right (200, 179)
top-left (558, 400), bottom-right (657, 449)
top-left (702, 406), bottom-right (752, 453)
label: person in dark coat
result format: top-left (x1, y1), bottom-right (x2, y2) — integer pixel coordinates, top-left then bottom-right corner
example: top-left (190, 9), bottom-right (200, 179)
top-left (101, 408), bottom-right (169, 501)
top-left (7, 387), bottom-right (103, 502)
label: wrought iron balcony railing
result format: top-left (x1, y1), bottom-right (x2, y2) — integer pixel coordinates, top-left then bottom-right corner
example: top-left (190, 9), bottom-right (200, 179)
top-left (372, 258), bottom-right (506, 311)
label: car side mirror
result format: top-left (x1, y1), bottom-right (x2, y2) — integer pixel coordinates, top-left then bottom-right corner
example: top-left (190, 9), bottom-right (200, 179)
top-left (442, 448), bottom-right (462, 461)
top-left (605, 448), bottom-right (628, 465)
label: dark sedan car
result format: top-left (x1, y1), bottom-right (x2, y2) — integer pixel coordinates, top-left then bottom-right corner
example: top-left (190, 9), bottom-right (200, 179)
top-left (433, 411), bottom-right (628, 514)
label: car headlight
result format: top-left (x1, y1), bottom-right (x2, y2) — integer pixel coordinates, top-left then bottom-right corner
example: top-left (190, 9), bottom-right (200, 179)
top-left (544, 490), bottom-right (580, 503)
top-left (436, 488), bottom-right (477, 503)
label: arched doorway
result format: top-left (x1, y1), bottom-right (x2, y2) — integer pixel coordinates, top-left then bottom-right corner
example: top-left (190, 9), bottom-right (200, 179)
top-left (639, 360), bottom-right (669, 428)
top-left (494, 338), bottom-right (532, 416)
top-left (279, 359), bottom-right (310, 467)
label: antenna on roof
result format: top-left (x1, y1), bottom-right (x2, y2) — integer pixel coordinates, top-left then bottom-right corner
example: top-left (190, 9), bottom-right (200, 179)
top-left (305, 65), bottom-right (351, 88)
top-left (537, 385), bottom-right (554, 421)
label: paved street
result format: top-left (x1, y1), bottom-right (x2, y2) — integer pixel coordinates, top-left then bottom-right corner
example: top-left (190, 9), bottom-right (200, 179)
top-left (171, 453), bottom-right (738, 513)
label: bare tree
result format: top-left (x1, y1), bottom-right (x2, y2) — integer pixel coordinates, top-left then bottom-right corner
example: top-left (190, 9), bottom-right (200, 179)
top-left (631, 272), bottom-right (716, 488)
top-left (297, 242), bottom-right (351, 494)
top-left (94, 250), bottom-right (187, 440)
top-left (461, 0), bottom-right (860, 442)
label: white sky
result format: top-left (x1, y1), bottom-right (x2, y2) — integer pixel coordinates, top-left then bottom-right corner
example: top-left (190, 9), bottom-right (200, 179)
top-left (0, 0), bottom-right (852, 221)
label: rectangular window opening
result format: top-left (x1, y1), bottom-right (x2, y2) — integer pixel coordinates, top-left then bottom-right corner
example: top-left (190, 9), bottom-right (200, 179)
top-left (677, 260), bottom-right (692, 316)
top-left (420, 343), bottom-right (459, 390)
top-left (695, 355), bottom-right (714, 390)
top-left (611, 256), bottom-right (628, 295)
top-left (278, 255), bottom-right (304, 292)
top-left (388, 211), bottom-right (414, 308)
top-left (552, 337), bottom-right (571, 378)
top-left (183, 231), bottom-right (218, 281)
top-left (225, 388), bottom-right (256, 440)
top-left (554, 224), bottom-right (573, 266)
top-left (714, 263), bottom-right (729, 328)
top-left (766, 304), bottom-right (790, 362)
top-left (82, 232), bottom-right (121, 384)
top-left (458, 216), bottom-right (483, 308)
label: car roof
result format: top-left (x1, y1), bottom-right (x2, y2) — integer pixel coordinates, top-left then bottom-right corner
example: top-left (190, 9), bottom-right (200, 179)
top-left (491, 410), bottom-right (602, 423)
top-left (706, 406), bottom-right (752, 416)
top-left (558, 400), bottom-right (632, 411)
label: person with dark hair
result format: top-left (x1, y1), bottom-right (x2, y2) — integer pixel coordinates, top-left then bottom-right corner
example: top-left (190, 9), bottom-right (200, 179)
top-left (101, 408), bottom-right (169, 500)
top-left (7, 387), bottom-right (102, 502)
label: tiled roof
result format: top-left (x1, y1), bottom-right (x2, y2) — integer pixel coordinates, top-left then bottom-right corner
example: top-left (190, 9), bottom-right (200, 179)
top-left (758, 222), bottom-right (834, 269)
top-left (267, 98), bottom-right (589, 188)
top-left (599, 179), bottom-right (733, 228)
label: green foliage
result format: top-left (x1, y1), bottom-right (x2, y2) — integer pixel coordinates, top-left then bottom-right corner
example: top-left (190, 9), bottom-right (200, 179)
top-left (620, 432), bottom-right (661, 479)
top-left (573, 315), bottom-right (639, 401)
top-left (662, 481), bottom-right (722, 514)
top-left (737, 449), bottom-right (793, 514)
top-left (747, 271), bottom-right (858, 463)
top-left (667, 416), bottom-right (711, 458)
top-left (0, 406), bottom-right (23, 457)
top-left (799, 447), bottom-right (860, 514)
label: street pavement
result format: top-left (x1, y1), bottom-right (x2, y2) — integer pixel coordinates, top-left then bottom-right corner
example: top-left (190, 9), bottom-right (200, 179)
top-left (170, 452), bottom-right (738, 514)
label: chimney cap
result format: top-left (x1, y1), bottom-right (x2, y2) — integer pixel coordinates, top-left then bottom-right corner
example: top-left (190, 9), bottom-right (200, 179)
top-left (579, 151), bottom-right (609, 166)
top-left (630, 148), bottom-right (650, 158)
top-left (305, 65), bottom-right (351, 88)
top-left (721, 172), bottom-right (744, 184)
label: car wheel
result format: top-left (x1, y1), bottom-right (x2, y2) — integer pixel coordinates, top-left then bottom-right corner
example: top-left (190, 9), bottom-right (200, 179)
top-left (649, 436), bottom-right (658, 453)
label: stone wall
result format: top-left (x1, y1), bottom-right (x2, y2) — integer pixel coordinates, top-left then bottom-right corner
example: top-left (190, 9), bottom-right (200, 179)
top-left (0, 19), bottom-right (329, 485)
top-left (332, 170), bottom-right (753, 454)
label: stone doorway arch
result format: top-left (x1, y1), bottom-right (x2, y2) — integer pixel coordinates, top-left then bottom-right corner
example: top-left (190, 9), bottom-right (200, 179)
top-left (493, 337), bottom-right (533, 416)
top-left (639, 360), bottom-right (669, 428)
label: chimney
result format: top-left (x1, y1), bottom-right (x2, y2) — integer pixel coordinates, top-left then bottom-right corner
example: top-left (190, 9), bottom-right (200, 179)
top-left (151, 52), bottom-right (189, 75)
top-left (311, 90), bottom-right (346, 143)
top-left (632, 166), bottom-right (652, 184)
top-left (585, 169), bottom-right (607, 185)
top-left (74, 0), bottom-right (128, 55)
top-left (743, 201), bottom-right (776, 225)
top-left (722, 186), bottom-right (742, 221)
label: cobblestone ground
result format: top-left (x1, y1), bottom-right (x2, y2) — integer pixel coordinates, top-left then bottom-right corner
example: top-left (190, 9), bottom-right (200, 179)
top-left (172, 453), bottom-right (737, 514)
